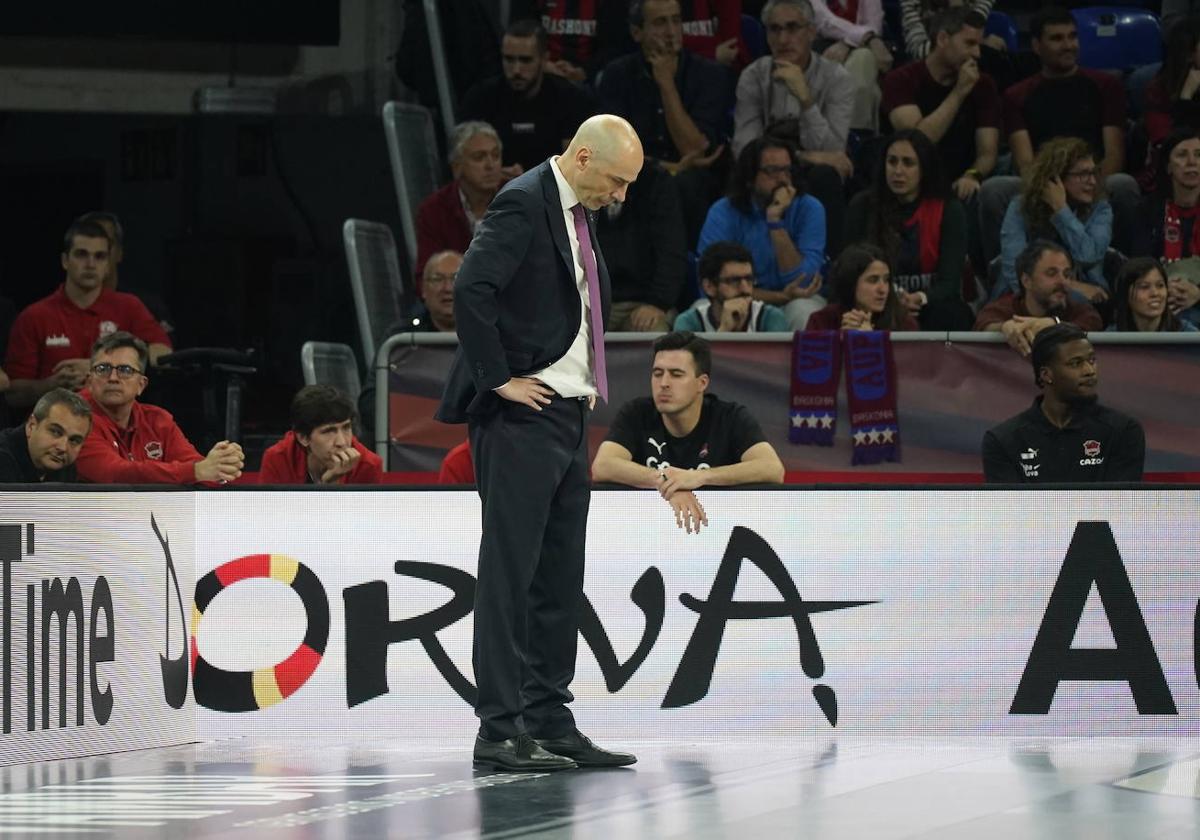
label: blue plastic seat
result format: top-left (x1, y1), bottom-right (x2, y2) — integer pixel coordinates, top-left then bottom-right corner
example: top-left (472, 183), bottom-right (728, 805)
top-left (741, 13), bottom-right (768, 61)
top-left (984, 11), bottom-right (1019, 54)
top-left (1072, 7), bottom-right (1163, 72)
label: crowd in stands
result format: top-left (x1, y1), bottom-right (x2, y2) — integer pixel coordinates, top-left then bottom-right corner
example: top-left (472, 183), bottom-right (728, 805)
top-left (0, 0), bottom-right (1191, 496)
top-left (413, 1), bottom-right (1200, 344)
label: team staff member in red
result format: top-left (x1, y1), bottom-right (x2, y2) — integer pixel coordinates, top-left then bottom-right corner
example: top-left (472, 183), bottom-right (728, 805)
top-left (259, 385), bottom-right (382, 485)
top-left (75, 332), bottom-right (243, 484)
top-left (982, 323), bottom-right (1144, 483)
top-left (4, 220), bottom-right (171, 408)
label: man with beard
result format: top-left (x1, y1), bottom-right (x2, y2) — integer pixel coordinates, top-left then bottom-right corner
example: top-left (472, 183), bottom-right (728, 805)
top-left (980, 5), bottom-right (1139, 259)
top-left (0, 388), bottom-right (91, 483)
top-left (675, 241), bottom-right (789, 331)
top-left (973, 241), bottom-right (1102, 356)
top-left (460, 19), bottom-right (598, 174)
top-left (732, 0), bottom-right (854, 256)
top-left (592, 331), bottom-right (784, 533)
top-left (697, 136), bottom-right (827, 329)
top-left (982, 322), bottom-right (1144, 482)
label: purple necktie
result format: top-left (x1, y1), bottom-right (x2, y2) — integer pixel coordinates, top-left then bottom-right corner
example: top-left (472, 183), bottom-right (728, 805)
top-left (571, 203), bottom-right (609, 403)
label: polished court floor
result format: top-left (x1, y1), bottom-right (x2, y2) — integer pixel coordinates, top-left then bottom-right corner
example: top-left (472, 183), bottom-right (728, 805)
top-left (1, 736), bottom-right (1198, 838)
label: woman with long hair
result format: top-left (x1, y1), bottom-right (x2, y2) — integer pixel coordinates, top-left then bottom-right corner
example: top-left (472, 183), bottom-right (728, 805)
top-left (845, 128), bottom-right (973, 329)
top-left (1144, 18), bottom-right (1200, 148)
top-left (1108, 257), bottom-right (1197, 333)
top-left (806, 242), bottom-right (918, 330)
top-left (1135, 127), bottom-right (1200, 326)
top-left (996, 137), bottom-right (1113, 303)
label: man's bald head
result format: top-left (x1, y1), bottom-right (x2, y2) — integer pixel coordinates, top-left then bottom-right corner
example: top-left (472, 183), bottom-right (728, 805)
top-left (559, 115), bottom-right (644, 210)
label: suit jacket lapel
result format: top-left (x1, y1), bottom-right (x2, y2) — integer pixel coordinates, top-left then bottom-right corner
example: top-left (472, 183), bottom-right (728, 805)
top-left (541, 163), bottom-right (576, 280)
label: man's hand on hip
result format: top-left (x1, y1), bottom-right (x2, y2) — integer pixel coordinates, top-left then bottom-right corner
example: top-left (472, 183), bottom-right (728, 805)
top-left (496, 377), bottom-right (554, 410)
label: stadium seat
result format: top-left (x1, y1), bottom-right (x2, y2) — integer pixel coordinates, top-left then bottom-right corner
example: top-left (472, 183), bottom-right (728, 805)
top-left (1073, 7), bottom-right (1163, 72)
top-left (984, 11), bottom-right (1019, 54)
top-left (741, 14), bottom-right (767, 61)
top-left (301, 341), bottom-right (362, 401)
top-left (342, 219), bottom-right (407, 368)
top-left (381, 101), bottom-right (444, 275)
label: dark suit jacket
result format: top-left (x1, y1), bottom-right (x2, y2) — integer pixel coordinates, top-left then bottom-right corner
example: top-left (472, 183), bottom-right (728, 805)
top-left (436, 160), bottom-right (612, 424)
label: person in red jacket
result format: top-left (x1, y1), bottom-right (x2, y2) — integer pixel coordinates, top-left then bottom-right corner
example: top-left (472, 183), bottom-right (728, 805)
top-left (5, 219), bottom-right (172, 409)
top-left (75, 332), bottom-right (244, 484)
top-left (438, 440), bottom-right (476, 484)
top-left (259, 385), bottom-right (382, 485)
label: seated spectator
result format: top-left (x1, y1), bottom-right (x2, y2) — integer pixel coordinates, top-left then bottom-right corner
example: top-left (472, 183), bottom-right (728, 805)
top-left (980, 6), bottom-right (1139, 261)
top-left (996, 137), bottom-right (1113, 303)
top-left (75, 332), bottom-right (244, 484)
top-left (982, 323), bottom-right (1144, 483)
top-left (1143, 18), bottom-right (1200, 152)
top-left (260, 385), bottom-right (383, 485)
top-left (597, 0), bottom-right (734, 241)
top-left (5, 219), bottom-right (171, 408)
top-left (675, 241), bottom-right (790, 331)
top-left (974, 241), bottom-right (1103, 356)
top-left (1107, 257), bottom-right (1197, 333)
top-left (415, 122), bottom-right (504, 281)
top-left (592, 330), bottom-right (784, 532)
top-left (732, 0), bottom-right (854, 255)
top-left (438, 440), bottom-right (475, 484)
top-left (698, 137), bottom-right (826, 328)
top-left (882, 6), bottom-right (999, 264)
top-left (406, 251), bottom-right (461, 333)
top-left (808, 0), bottom-right (891, 132)
top-left (597, 160), bottom-right (686, 330)
top-left (1135, 128), bottom-right (1200, 327)
top-left (899, 0), bottom-right (1014, 90)
top-left (845, 129), bottom-right (974, 330)
top-left (460, 19), bottom-right (600, 174)
top-left (509, 0), bottom-right (633, 83)
top-left (0, 388), bottom-right (91, 483)
top-left (805, 242), bottom-right (918, 330)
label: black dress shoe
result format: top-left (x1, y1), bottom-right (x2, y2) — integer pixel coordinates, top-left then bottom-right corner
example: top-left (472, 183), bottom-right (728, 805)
top-left (534, 730), bottom-right (637, 767)
top-left (473, 734), bottom-right (577, 771)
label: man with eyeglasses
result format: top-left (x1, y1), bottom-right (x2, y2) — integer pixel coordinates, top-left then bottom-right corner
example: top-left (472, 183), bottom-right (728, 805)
top-left (74, 331), bottom-right (244, 484)
top-left (675, 241), bottom-right (789, 331)
top-left (698, 136), bottom-right (827, 329)
top-left (732, 0), bottom-right (854, 255)
top-left (0, 388), bottom-right (91, 483)
top-left (412, 251), bottom-right (462, 334)
top-left (973, 241), bottom-right (1102, 357)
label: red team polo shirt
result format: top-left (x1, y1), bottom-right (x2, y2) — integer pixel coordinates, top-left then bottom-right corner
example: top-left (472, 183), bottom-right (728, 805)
top-left (4, 285), bottom-right (170, 380)
top-left (75, 390), bottom-right (203, 484)
top-left (258, 431), bottom-right (383, 485)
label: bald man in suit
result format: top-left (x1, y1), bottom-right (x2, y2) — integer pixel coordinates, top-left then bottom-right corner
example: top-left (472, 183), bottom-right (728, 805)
top-left (437, 115), bottom-right (643, 771)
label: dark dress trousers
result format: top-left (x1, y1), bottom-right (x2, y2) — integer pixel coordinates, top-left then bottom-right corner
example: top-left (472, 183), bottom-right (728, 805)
top-left (436, 160), bottom-right (611, 741)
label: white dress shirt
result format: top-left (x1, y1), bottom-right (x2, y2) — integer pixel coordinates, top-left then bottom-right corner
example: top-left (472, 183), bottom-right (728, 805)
top-left (527, 156), bottom-right (599, 399)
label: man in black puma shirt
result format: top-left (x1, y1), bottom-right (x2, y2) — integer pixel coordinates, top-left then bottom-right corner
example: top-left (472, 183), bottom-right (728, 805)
top-left (592, 331), bottom-right (784, 531)
top-left (982, 323), bottom-right (1144, 483)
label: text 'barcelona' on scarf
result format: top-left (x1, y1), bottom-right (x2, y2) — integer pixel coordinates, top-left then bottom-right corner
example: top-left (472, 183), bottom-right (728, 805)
top-left (789, 330), bottom-right (901, 465)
